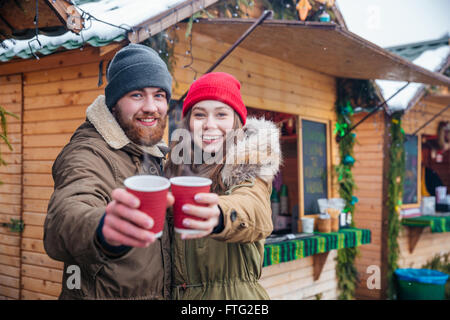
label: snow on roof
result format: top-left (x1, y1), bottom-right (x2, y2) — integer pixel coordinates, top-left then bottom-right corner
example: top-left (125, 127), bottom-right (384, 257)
top-left (376, 45), bottom-right (450, 112)
top-left (0, 0), bottom-right (186, 62)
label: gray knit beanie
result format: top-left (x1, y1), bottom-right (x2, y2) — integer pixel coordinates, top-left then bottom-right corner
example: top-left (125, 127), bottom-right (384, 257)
top-left (105, 43), bottom-right (172, 110)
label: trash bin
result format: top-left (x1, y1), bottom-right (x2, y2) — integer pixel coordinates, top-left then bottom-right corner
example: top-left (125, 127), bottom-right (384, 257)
top-left (395, 268), bottom-right (449, 300)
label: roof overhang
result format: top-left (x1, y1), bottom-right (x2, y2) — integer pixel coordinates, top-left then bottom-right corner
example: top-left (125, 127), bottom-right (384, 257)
top-left (128, 0), bottom-right (219, 44)
top-left (0, 0), bottom-right (83, 41)
top-left (192, 18), bottom-right (450, 86)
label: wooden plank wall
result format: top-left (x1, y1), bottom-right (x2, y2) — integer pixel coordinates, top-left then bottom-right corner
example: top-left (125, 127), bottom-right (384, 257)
top-left (0, 47), bottom-right (110, 299)
top-left (260, 251), bottom-right (338, 300)
top-left (20, 56), bottom-right (109, 300)
top-left (173, 25), bottom-right (340, 299)
top-left (402, 100), bottom-right (450, 136)
top-left (398, 228), bottom-right (450, 268)
top-left (0, 74), bottom-right (22, 300)
top-left (20, 65), bottom-right (106, 300)
top-left (352, 111), bottom-right (385, 300)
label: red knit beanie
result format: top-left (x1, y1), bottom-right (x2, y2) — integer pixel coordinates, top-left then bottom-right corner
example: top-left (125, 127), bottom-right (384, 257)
top-left (182, 72), bottom-right (247, 125)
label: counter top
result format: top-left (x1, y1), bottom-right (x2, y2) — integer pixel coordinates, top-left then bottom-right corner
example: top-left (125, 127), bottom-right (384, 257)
top-left (401, 215), bottom-right (450, 233)
top-left (263, 228), bottom-right (371, 267)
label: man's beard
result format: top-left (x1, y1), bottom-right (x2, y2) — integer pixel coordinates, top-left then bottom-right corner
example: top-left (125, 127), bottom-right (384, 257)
top-left (112, 107), bottom-right (167, 147)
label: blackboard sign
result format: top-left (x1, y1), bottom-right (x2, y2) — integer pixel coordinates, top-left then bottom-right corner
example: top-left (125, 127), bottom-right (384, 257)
top-left (403, 134), bottom-right (419, 204)
top-left (302, 120), bottom-right (328, 215)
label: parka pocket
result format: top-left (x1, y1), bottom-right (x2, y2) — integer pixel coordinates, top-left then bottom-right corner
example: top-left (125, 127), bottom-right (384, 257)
top-left (79, 263), bottom-right (103, 298)
top-left (195, 238), bottom-right (206, 249)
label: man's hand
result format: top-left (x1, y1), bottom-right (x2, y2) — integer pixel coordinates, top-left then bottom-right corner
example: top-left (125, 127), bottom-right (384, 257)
top-left (180, 192), bottom-right (221, 240)
top-left (103, 188), bottom-right (174, 247)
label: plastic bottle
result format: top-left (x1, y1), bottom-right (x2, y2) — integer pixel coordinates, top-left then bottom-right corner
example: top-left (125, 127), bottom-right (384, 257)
top-left (280, 184), bottom-right (289, 216)
top-left (339, 212), bottom-right (347, 229)
top-left (270, 188), bottom-right (280, 229)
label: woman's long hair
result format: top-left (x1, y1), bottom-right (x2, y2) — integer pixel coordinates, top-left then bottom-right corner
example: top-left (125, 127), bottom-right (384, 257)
top-left (164, 108), bottom-right (243, 194)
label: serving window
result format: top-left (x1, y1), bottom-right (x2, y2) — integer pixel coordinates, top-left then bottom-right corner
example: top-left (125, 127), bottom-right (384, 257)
top-left (245, 108), bottom-right (333, 234)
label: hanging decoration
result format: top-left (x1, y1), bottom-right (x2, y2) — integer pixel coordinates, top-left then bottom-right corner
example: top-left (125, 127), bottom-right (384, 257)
top-left (256, 0), bottom-right (336, 22)
top-left (343, 155), bottom-right (355, 165)
top-left (386, 111), bottom-right (405, 300)
top-left (296, 0), bottom-right (312, 21)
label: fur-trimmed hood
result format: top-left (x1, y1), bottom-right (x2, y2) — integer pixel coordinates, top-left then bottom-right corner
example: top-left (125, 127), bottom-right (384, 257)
top-left (221, 117), bottom-right (282, 188)
top-left (86, 95), bottom-right (168, 158)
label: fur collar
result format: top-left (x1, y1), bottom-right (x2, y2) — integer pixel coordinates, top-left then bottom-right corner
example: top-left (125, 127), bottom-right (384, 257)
top-left (221, 117), bottom-right (282, 187)
top-left (86, 95), bottom-right (168, 158)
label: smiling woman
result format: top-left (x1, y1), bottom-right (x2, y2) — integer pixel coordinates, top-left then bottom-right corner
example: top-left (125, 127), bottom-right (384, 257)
top-left (164, 72), bottom-right (281, 300)
top-left (189, 100), bottom-right (235, 154)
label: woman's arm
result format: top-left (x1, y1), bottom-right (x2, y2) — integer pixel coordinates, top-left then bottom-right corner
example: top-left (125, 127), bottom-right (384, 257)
top-left (209, 178), bottom-right (273, 243)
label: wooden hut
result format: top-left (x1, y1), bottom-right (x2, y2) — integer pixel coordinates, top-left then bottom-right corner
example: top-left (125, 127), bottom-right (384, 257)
top-left (0, 0), bottom-right (449, 300)
top-left (351, 36), bottom-right (450, 300)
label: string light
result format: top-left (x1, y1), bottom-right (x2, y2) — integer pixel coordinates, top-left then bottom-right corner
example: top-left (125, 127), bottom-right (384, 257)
top-left (28, 0), bottom-right (42, 60)
top-left (183, 32), bottom-right (198, 80)
top-left (71, 2), bottom-right (131, 33)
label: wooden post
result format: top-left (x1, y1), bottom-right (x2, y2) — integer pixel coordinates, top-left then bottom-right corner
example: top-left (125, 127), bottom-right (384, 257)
top-left (380, 111), bottom-right (391, 300)
top-left (45, 0), bottom-right (84, 33)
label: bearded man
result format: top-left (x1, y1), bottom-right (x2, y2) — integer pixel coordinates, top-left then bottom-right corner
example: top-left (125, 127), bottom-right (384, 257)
top-left (44, 44), bottom-right (174, 300)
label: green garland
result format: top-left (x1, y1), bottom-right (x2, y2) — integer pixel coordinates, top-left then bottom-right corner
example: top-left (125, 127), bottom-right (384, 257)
top-left (421, 253), bottom-right (450, 300)
top-left (334, 79), bottom-right (359, 300)
top-left (386, 111), bottom-right (405, 300)
top-left (333, 79), bottom-right (379, 299)
top-left (0, 105), bottom-right (19, 185)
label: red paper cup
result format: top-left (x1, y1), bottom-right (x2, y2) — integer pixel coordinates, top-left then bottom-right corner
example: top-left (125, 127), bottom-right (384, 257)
top-left (170, 176), bottom-right (212, 235)
top-left (124, 175), bottom-right (170, 238)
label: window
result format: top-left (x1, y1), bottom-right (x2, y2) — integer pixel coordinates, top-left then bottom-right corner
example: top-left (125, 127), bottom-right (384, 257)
top-left (403, 134), bottom-right (421, 206)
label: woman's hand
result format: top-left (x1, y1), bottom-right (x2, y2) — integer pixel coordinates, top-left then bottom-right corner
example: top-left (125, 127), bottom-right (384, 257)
top-left (180, 192), bottom-right (221, 240)
top-left (103, 188), bottom-right (174, 247)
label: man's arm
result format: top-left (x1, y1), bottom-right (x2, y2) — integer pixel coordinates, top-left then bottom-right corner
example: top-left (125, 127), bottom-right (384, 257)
top-left (44, 143), bottom-right (120, 266)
